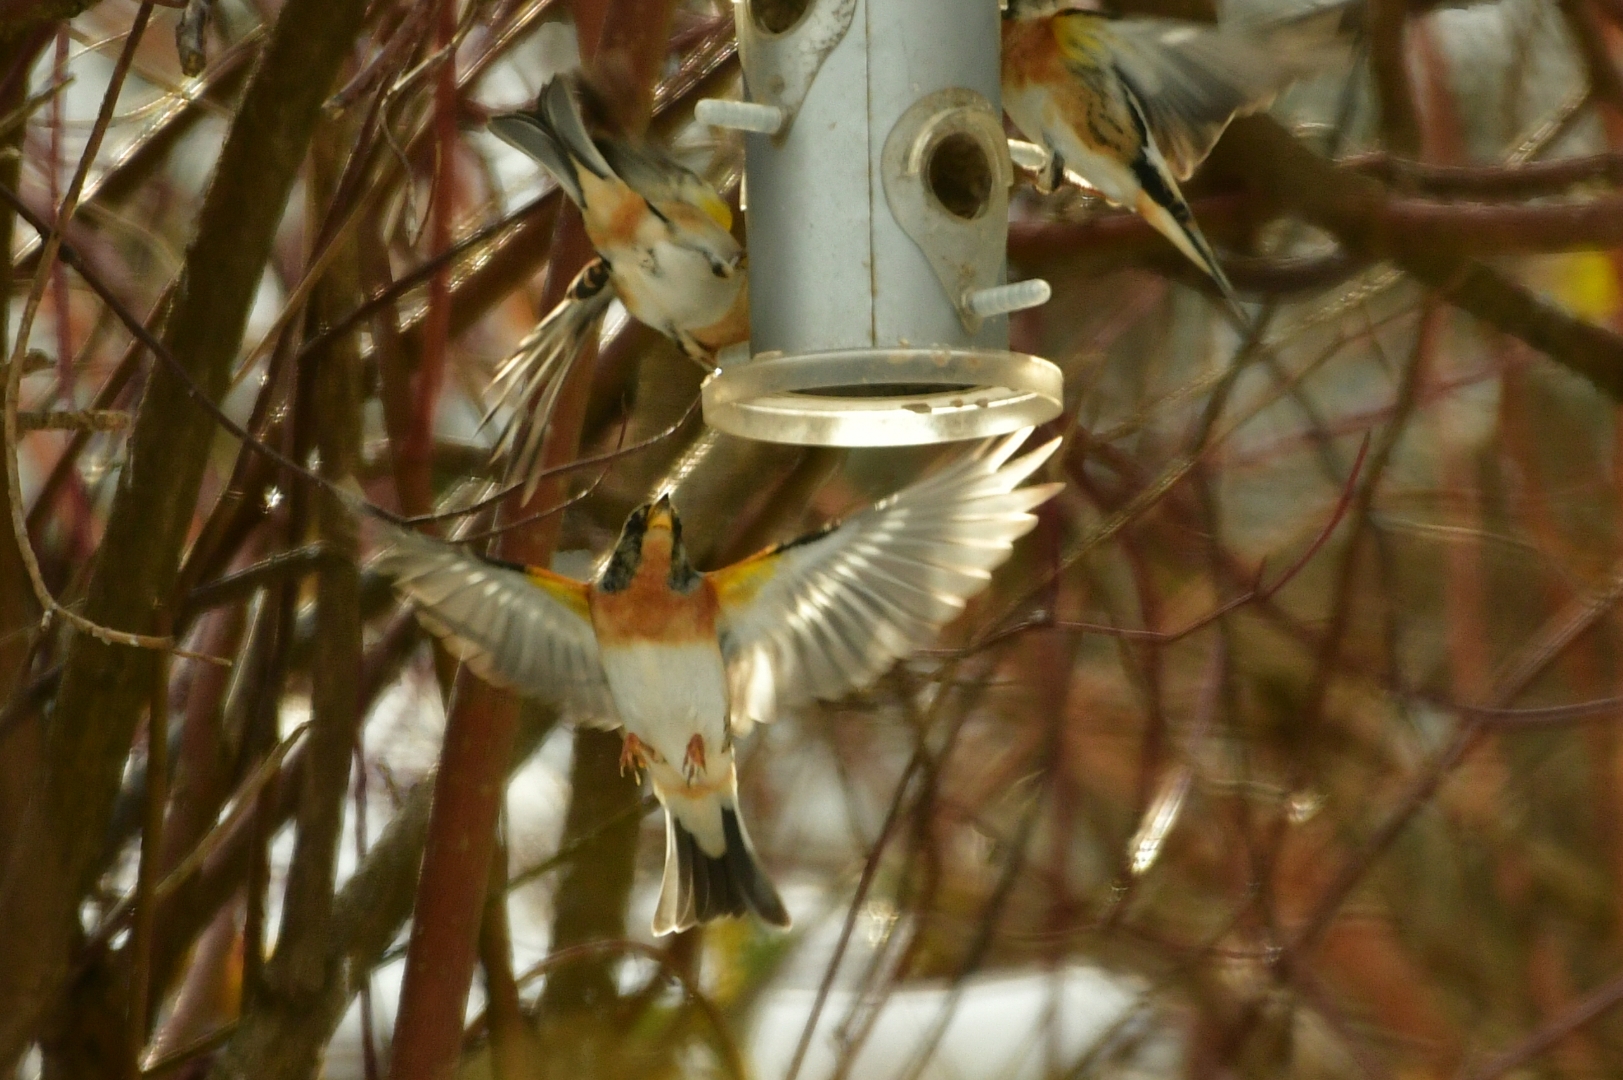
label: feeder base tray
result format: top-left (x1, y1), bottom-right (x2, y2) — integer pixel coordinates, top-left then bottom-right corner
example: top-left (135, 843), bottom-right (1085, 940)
top-left (701, 348), bottom-right (1063, 447)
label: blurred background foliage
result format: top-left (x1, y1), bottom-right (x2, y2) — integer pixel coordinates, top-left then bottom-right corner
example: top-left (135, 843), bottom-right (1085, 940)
top-left (5, 0), bottom-right (1623, 1077)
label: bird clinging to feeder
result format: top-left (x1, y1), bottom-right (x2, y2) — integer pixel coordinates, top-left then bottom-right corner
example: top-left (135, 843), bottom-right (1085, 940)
top-left (373, 428), bottom-right (1063, 934)
top-left (484, 74), bottom-right (748, 498)
top-left (1001, 0), bottom-right (1333, 315)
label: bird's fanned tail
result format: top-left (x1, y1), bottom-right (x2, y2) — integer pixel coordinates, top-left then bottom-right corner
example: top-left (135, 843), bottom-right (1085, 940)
top-left (482, 259), bottom-right (615, 503)
top-left (654, 784), bottom-right (789, 935)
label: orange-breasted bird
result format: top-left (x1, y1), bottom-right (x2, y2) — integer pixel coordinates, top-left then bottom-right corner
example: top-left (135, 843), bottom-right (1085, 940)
top-left (1002, 0), bottom-right (1331, 314)
top-left (372, 428), bottom-right (1063, 934)
top-left (485, 75), bottom-right (748, 500)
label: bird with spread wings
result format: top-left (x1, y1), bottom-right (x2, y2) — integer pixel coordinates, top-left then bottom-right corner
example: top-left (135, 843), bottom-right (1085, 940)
top-left (373, 429), bottom-right (1063, 934)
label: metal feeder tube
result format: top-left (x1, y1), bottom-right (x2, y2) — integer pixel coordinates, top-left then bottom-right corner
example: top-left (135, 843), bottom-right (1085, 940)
top-left (700, 0), bottom-right (1063, 447)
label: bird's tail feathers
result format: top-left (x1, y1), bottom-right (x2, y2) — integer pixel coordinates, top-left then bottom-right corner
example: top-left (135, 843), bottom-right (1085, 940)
top-left (653, 786), bottom-right (789, 936)
top-left (1133, 189), bottom-right (1248, 327)
top-left (488, 75), bottom-right (617, 207)
top-left (482, 263), bottom-right (615, 503)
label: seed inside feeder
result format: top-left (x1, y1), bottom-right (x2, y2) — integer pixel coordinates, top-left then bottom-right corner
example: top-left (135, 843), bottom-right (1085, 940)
top-left (926, 132), bottom-right (993, 221)
top-left (752, 0), bottom-right (812, 34)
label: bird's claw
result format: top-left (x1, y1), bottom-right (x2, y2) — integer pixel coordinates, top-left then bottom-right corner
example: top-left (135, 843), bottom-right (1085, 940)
top-left (1038, 151), bottom-right (1064, 195)
top-left (620, 733), bottom-right (649, 780)
top-left (683, 734), bottom-right (706, 782)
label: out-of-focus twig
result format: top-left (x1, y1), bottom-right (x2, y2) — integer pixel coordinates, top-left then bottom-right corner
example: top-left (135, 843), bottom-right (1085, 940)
top-left (17, 408), bottom-right (129, 432)
top-left (1366, 0), bottom-right (1422, 157)
top-left (206, 709), bottom-right (558, 1079)
top-left (1210, 116), bottom-right (1623, 401)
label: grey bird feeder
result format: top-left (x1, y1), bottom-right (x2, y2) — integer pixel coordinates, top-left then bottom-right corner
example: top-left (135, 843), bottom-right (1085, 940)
top-left (696, 0), bottom-right (1063, 447)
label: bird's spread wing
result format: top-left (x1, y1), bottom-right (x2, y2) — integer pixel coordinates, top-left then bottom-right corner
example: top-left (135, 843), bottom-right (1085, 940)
top-left (709, 429), bottom-right (1064, 731)
top-left (1074, 16), bottom-right (1295, 180)
top-left (372, 527), bottom-right (617, 723)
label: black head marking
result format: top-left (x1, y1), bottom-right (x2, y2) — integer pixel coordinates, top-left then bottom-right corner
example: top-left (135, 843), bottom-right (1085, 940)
top-left (599, 504), bottom-right (650, 592)
top-left (664, 500), bottom-right (702, 594)
top-left (597, 495), bottom-right (702, 594)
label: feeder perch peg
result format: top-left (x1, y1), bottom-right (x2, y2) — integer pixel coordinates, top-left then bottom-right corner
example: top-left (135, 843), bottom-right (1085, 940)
top-left (696, 98), bottom-right (786, 136)
top-left (1007, 139), bottom-right (1051, 172)
top-left (966, 279), bottom-right (1052, 320)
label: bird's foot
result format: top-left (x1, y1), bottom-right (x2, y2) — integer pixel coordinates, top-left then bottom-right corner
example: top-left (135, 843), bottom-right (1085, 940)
top-left (620, 733), bottom-right (650, 780)
top-left (1038, 150), bottom-right (1064, 195)
top-left (683, 734), bottom-right (706, 782)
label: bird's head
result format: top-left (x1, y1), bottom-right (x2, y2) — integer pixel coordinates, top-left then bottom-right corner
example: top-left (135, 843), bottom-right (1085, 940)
top-left (600, 492), bottom-right (701, 593)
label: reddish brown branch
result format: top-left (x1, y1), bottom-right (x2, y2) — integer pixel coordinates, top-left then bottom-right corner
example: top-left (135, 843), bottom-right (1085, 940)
top-left (1366, 0), bottom-right (1423, 158)
top-left (1208, 116), bottom-right (1623, 402)
top-left (1012, 185), bottom-right (1623, 264)
top-left (404, 0), bottom-right (460, 480)
top-left (1345, 150), bottom-right (1623, 198)
top-left (1560, 0), bottom-right (1623, 120)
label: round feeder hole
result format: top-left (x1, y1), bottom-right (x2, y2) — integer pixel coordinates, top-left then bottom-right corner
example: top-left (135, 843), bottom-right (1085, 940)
top-left (925, 131), bottom-right (992, 221)
top-left (752, 0), bottom-right (813, 35)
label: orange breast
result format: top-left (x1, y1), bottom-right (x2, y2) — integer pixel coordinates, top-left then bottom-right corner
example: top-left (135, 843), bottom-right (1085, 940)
top-left (1002, 18), bottom-right (1067, 91)
top-left (578, 170), bottom-right (648, 251)
top-left (692, 279), bottom-right (750, 353)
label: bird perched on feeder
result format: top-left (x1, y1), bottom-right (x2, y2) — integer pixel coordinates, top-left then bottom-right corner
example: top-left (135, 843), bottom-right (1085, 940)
top-left (373, 428), bottom-right (1063, 934)
top-left (485, 73), bottom-right (748, 500)
top-left (1001, 0), bottom-right (1333, 314)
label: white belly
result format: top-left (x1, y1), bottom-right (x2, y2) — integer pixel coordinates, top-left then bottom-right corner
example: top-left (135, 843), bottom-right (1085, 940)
top-left (598, 640), bottom-right (730, 769)
top-left (618, 239), bottom-right (741, 337)
top-left (1002, 84), bottom-right (1055, 161)
top-left (1002, 83), bottom-right (1138, 208)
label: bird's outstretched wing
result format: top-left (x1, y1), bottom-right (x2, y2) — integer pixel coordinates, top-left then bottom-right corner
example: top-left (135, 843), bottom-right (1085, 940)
top-left (709, 429), bottom-right (1063, 731)
top-left (372, 527), bottom-right (618, 722)
top-left (1076, 16), bottom-right (1297, 180)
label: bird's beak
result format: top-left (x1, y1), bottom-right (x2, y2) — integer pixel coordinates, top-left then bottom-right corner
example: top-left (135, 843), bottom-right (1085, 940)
top-left (648, 493), bottom-right (675, 531)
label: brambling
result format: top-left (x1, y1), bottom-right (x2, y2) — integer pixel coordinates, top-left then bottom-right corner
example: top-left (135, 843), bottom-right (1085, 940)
top-left (486, 75), bottom-right (747, 500)
top-left (373, 428), bottom-right (1063, 934)
top-left (1002, 0), bottom-right (1318, 314)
